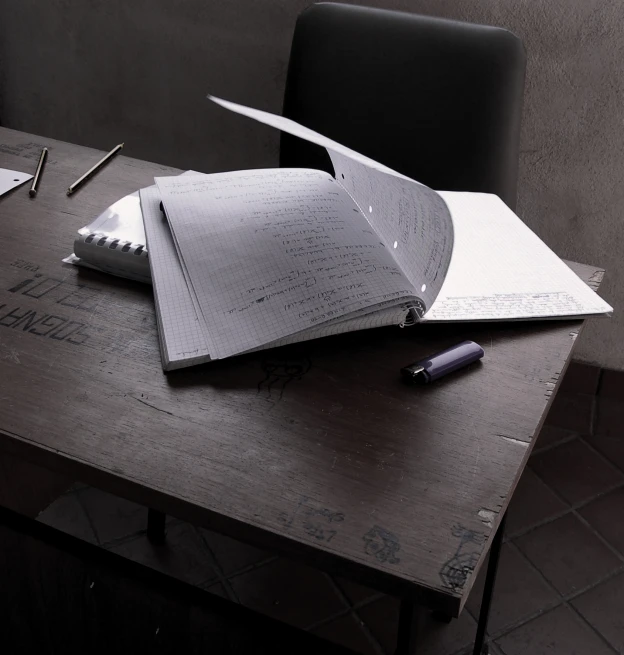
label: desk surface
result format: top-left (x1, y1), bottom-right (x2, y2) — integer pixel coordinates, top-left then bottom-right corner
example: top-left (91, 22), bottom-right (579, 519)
top-left (0, 128), bottom-right (603, 616)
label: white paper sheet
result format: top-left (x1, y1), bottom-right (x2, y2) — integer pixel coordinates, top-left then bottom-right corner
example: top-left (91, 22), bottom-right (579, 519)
top-left (328, 152), bottom-right (452, 316)
top-left (0, 168), bottom-right (33, 196)
top-left (425, 192), bottom-right (613, 321)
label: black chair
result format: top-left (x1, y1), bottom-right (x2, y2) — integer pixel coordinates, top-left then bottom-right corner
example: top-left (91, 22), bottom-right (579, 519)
top-left (280, 2), bottom-right (525, 210)
top-left (280, 5), bottom-right (525, 654)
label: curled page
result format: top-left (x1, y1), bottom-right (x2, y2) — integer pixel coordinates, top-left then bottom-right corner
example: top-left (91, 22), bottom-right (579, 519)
top-left (208, 96), bottom-right (454, 315)
top-left (209, 96), bottom-right (406, 178)
top-left (425, 192), bottom-right (613, 321)
top-left (328, 152), bottom-right (452, 316)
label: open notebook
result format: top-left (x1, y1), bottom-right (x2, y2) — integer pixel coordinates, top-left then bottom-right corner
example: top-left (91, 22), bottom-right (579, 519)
top-left (142, 97), bottom-right (611, 371)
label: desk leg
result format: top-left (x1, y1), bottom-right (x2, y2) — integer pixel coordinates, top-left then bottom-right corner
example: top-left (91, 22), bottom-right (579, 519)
top-left (147, 509), bottom-right (166, 544)
top-left (472, 511), bottom-right (507, 655)
top-left (395, 600), bottom-right (422, 655)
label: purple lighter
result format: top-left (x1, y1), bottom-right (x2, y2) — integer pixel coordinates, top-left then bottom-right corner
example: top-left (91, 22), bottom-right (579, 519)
top-left (400, 340), bottom-right (484, 384)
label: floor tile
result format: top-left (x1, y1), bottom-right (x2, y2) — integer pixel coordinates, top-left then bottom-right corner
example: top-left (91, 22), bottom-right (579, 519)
top-left (505, 467), bottom-right (567, 535)
top-left (544, 391), bottom-right (593, 433)
top-left (357, 596), bottom-right (477, 655)
top-left (595, 397), bottom-right (624, 438)
top-left (229, 558), bottom-right (347, 629)
top-left (571, 572), bottom-right (624, 653)
top-left (334, 576), bottom-right (380, 606)
top-left (37, 492), bottom-right (98, 544)
top-left (529, 439), bottom-right (622, 505)
top-left (65, 481), bottom-right (89, 494)
top-left (203, 581), bottom-right (229, 599)
top-left (465, 543), bottom-right (559, 634)
top-left (108, 522), bottom-right (217, 586)
top-left (414, 608), bottom-right (479, 655)
top-left (486, 645), bottom-right (505, 655)
top-left (586, 434), bottom-right (624, 472)
top-left (559, 361), bottom-right (601, 395)
top-left (533, 425), bottom-right (577, 451)
top-left (599, 368), bottom-right (624, 401)
top-left (312, 613), bottom-right (379, 655)
top-left (77, 486), bottom-right (147, 545)
top-left (0, 452), bottom-right (72, 518)
top-left (578, 487), bottom-right (624, 555)
top-left (515, 514), bottom-right (621, 596)
top-left (199, 528), bottom-right (273, 575)
top-left (496, 605), bottom-right (614, 655)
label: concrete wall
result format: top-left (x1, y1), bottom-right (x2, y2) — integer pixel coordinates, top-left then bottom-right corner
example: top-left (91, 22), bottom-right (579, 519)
top-left (1, 0), bottom-right (622, 368)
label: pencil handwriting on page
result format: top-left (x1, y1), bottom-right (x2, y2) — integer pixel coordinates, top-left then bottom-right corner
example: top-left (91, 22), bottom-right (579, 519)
top-left (328, 152), bottom-right (453, 316)
top-left (428, 292), bottom-right (590, 321)
top-left (424, 191), bottom-right (612, 322)
top-left (156, 169), bottom-right (418, 359)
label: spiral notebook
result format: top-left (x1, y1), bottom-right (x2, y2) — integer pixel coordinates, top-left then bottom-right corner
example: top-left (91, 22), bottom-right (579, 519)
top-left (63, 191), bottom-right (150, 283)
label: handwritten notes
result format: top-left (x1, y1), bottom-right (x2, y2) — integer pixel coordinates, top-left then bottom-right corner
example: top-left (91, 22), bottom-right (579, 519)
top-left (428, 292), bottom-right (594, 321)
top-left (329, 151), bottom-right (453, 315)
top-left (0, 168), bottom-right (33, 197)
top-left (209, 95), bottom-right (404, 179)
top-left (209, 96), bottom-right (455, 317)
top-left (425, 192), bottom-right (612, 321)
top-left (156, 169), bottom-right (418, 359)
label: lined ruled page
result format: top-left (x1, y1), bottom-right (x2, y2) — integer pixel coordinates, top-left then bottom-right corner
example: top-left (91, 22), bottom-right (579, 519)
top-left (156, 169), bottom-right (417, 360)
top-left (425, 192), bottom-right (613, 321)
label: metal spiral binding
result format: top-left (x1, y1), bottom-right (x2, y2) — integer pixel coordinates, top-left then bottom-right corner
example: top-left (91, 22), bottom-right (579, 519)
top-left (80, 233), bottom-right (148, 259)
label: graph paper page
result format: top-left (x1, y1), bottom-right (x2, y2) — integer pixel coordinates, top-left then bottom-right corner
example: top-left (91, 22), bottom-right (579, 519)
top-left (156, 169), bottom-right (417, 360)
top-left (140, 185), bottom-right (214, 369)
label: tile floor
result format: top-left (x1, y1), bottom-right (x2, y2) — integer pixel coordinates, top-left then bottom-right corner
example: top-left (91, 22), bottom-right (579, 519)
top-left (37, 362), bottom-right (624, 654)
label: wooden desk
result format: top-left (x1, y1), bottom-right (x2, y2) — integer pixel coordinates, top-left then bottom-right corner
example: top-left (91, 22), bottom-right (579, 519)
top-left (0, 128), bottom-right (603, 638)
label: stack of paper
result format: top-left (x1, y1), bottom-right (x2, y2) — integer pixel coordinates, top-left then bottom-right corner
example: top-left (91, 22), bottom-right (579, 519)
top-left (63, 97), bottom-right (612, 372)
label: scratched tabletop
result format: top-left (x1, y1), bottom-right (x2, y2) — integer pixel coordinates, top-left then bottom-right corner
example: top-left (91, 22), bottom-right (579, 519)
top-left (0, 128), bottom-right (604, 615)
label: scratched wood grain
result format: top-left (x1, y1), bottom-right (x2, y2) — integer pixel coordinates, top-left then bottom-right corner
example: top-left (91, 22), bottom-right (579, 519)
top-left (0, 127), bottom-right (604, 616)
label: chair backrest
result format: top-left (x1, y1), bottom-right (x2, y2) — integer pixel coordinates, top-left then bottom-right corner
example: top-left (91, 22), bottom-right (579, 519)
top-left (280, 3), bottom-right (526, 209)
